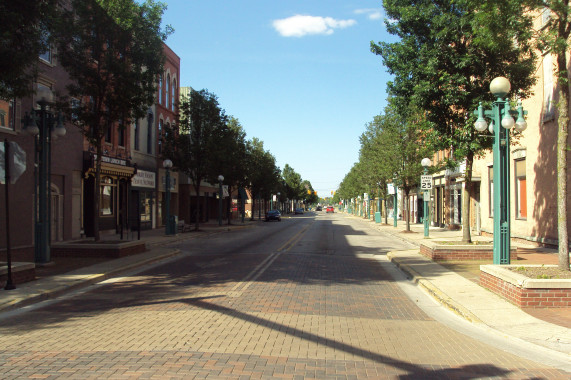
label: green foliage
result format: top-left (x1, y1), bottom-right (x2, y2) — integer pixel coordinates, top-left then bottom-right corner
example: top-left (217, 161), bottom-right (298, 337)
top-left (245, 137), bottom-right (281, 201)
top-left (0, 0), bottom-right (58, 99)
top-left (55, 0), bottom-right (170, 147)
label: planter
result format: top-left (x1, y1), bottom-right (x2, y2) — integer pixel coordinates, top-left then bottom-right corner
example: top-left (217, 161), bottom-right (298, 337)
top-left (51, 240), bottom-right (147, 258)
top-left (420, 241), bottom-right (517, 261)
top-left (1, 262), bottom-right (36, 286)
top-left (480, 265), bottom-right (571, 308)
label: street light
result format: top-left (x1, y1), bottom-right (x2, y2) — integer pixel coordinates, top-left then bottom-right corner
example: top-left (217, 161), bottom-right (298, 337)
top-left (163, 159), bottom-right (174, 235)
top-left (218, 174), bottom-right (224, 226)
top-left (421, 157), bottom-right (432, 237)
top-left (277, 192), bottom-right (280, 213)
top-left (23, 86), bottom-right (66, 264)
top-left (474, 77), bottom-right (527, 264)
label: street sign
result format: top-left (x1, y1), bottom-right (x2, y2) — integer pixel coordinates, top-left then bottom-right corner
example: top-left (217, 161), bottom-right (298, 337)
top-left (387, 183), bottom-right (395, 194)
top-left (420, 175), bottom-right (432, 190)
top-left (0, 141), bottom-right (27, 184)
top-left (423, 191), bottom-right (431, 199)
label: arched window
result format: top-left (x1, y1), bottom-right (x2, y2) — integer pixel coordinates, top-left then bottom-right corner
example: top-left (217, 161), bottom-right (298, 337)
top-left (166, 74), bottom-right (170, 109)
top-left (158, 75), bottom-right (163, 105)
top-left (171, 79), bottom-right (176, 111)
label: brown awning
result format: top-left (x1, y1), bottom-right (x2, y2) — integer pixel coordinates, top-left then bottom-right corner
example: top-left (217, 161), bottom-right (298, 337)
top-left (84, 162), bottom-right (136, 179)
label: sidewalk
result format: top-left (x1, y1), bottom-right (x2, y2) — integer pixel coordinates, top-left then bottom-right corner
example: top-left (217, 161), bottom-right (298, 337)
top-left (0, 219), bottom-right (258, 313)
top-left (344, 212), bottom-right (571, 356)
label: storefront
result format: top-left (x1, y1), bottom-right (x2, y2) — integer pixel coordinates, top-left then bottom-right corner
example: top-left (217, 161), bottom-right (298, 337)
top-left (130, 168), bottom-right (156, 230)
top-left (83, 152), bottom-right (136, 237)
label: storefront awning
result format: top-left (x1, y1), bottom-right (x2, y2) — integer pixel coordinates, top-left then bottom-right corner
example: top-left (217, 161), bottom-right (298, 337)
top-left (84, 162), bottom-right (136, 179)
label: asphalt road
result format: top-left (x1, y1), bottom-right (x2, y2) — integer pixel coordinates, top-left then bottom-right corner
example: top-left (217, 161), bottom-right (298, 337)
top-left (0, 211), bottom-right (568, 378)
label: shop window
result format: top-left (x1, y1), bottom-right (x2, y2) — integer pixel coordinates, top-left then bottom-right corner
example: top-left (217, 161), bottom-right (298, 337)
top-left (515, 159), bottom-right (527, 219)
top-left (488, 167), bottom-right (493, 217)
top-left (101, 177), bottom-right (115, 216)
top-left (140, 192), bottom-right (152, 221)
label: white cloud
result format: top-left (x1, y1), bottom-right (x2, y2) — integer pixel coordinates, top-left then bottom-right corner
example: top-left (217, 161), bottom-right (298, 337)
top-left (354, 8), bottom-right (383, 21)
top-left (272, 15), bottom-right (356, 37)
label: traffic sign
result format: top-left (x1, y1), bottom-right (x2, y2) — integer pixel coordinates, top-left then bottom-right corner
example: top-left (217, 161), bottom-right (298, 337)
top-left (420, 175), bottom-right (432, 190)
top-left (1, 141), bottom-right (26, 184)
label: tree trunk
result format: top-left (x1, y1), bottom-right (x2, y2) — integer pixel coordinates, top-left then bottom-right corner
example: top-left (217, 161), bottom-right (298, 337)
top-left (462, 153), bottom-right (474, 243)
top-left (193, 181), bottom-right (201, 231)
top-left (404, 189), bottom-right (410, 231)
top-left (250, 191), bottom-right (255, 221)
top-left (227, 185), bottom-right (232, 225)
top-left (556, 50), bottom-right (570, 270)
top-left (93, 145), bottom-right (102, 241)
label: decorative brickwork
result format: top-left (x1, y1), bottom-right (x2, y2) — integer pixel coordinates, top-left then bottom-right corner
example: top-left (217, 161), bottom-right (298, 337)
top-left (480, 265), bottom-right (571, 308)
top-left (420, 243), bottom-right (517, 261)
top-left (0, 264), bottom-right (35, 285)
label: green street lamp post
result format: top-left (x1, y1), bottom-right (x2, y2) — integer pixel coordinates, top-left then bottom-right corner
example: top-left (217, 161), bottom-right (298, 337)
top-left (163, 159), bottom-right (174, 235)
top-left (277, 192), bottom-right (281, 213)
top-left (218, 175), bottom-right (224, 226)
top-left (421, 158), bottom-right (432, 237)
top-left (474, 77), bottom-right (527, 264)
top-left (24, 86), bottom-right (66, 264)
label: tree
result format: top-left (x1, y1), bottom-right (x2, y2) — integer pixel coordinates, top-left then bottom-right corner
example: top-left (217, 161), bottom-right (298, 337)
top-left (372, 0), bottom-right (536, 241)
top-left (55, 0), bottom-right (170, 240)
top-left (208, 116), bottom-right (248, 224)
top-left (282, 164), bottom-right (305, 207)
top-left (0, 0), bottom-right (57, 100)
top-left (163, 89), bottom-right (227, 231)
top-left (245, 138), bottom-right (281, 219)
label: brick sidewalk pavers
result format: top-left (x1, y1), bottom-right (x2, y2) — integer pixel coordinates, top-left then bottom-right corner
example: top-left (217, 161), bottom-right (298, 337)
top-left (0, 248), bottom-right (568, 378)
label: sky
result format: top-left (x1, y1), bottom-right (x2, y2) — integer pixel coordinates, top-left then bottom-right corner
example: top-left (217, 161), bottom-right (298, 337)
top-left (160, 1), bottom-right (395, 198)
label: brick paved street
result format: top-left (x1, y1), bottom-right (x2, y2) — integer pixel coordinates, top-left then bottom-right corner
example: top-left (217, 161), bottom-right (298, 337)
top-left (0, 215), bottom-right (568, 379)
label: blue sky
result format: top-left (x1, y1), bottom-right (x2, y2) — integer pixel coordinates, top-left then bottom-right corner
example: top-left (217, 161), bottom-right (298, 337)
top-left (161, 1), bottom-right (394, 198)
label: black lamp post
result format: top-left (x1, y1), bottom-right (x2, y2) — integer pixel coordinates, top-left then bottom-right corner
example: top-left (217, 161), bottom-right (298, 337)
top-left (23, 86), bottom-right (66, 264)
top-left (163, 159), bottom-right (173, 235)
top-left (218, 175), bottom-right (224, 226)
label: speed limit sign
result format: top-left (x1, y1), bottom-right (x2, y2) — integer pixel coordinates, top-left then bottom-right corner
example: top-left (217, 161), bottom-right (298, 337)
top-left (420, 175), bottom-right (432, 190)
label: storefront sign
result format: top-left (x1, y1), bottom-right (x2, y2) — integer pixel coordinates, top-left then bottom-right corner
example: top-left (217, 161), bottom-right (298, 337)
top-left (132, 170), bottom-right (156, 189)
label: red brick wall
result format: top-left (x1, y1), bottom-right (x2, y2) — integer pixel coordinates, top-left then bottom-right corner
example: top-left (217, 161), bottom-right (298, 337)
top-left (420, 244), bottom-right (517, 261)
top-left (480, 271), bottom-right (571, 308)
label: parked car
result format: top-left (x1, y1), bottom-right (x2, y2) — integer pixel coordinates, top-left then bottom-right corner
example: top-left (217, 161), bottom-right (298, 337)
top-left (315, 206), bottom-right (322, 211)
top-left (326, 206), bottom-right (334, 213)
top-left (295, 208), bottom-right (304, 214)
top-left (265, 209), bottom-right (281, 222)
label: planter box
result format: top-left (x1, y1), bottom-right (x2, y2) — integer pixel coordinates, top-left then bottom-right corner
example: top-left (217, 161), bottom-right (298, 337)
top-left (1, 262), bottom-right (36, 285)
top-left (420, 241), bottom-right (517, 261)
top-left (51, 240), bottom-right (147, 258)
top-left (480, 265), bottom-right (571, 308)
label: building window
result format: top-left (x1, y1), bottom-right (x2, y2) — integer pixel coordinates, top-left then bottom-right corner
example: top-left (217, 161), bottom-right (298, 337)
top-left (134, 119), bottom-right (140, 151)
top-left (71, 98), bottom-right (80, 122)
top-left (515, 159), bottom-right (527, 219)
top-left (147, 111), bottom-right (153, 154)
top-left (39, 32), bottom-right (52, 63)
top-left (166, 74), bottom-right (170, 109)
top-left (171, 79), bottom-right (176, 111)
top-left (488, 166), bottom-right (493, 217)
top-left (543, 53), bottom-right (554, 121)
top-left (118, 119), bottom-right (125, 147)
top-left (158, 75), bottom-right (162, 105)
top-left (105, 125), bottom-right (112, 143)
top-left (158, 119), bottom-right (163, 155)
top-left (100, 177), bottom-right (115, 216)
top-left (0, 99), bottom-right (15, 131)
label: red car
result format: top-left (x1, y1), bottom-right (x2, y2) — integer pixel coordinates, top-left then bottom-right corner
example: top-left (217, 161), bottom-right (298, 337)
top-left (326, 206), bottom-right (334, 213)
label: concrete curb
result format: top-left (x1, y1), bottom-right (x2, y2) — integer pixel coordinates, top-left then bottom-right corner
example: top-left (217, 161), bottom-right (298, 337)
top-left (386, 251), bottom-right (484, 324)
top-left (0, 248), bottom-right (180, 313)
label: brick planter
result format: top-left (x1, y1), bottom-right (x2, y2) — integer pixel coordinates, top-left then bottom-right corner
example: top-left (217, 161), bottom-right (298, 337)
top-left (0, 262), bottom-right (36, 286)
top-left (480, 265), bottom-right (571, 308)
top-left (420, 242), bottom-right (517, 261)
top-left (51, 240), bottom-right (147, 258)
